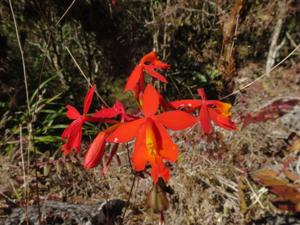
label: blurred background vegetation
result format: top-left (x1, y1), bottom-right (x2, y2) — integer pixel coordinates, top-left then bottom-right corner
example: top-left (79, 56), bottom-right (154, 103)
top-left (0, 0), bottom-right (299, 155)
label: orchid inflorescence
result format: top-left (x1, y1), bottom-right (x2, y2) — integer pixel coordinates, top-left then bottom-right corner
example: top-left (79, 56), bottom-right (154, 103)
top-left (61, 51), bottom-right (237, 184)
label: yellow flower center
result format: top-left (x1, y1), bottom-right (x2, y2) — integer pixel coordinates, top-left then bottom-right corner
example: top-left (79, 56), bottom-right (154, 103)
top-left (145, 124), bottom-right (158, 159)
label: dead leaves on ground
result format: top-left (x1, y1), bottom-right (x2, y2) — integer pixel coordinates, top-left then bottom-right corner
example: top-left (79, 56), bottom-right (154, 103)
top-left (242, 98), bottom-right (300, 128)
top-left (251, 156), bottom-right (300, 212)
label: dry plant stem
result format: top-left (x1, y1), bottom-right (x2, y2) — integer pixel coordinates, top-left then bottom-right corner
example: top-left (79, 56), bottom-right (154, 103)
top-left (120, 144), bottom-right (136, 224)
top-left (120, 175), bottom-right (136, 225)
top-left (10, 1), bottom-right (79, 224)
top-left (55, 0), bottom-right (76, 26)
top-left (159, 212), bottom-right (165, 225)
top-left (265, 1), bottom-right (288, 76)
top-left (19, 125), bottom-right (29, 225)
top-left (9, 1), bottom-right (35, 223)
top-left (244, 177), bottom-right (264, 209)
top-left (150, 2), bottom-right (159, 52)
top-left (221, 44), bottom-right (300, 100)
top-left (162, 0), bottom-right (171, 60)
top-left (65, 46), bottom-right (109, 107)
top-left (8, 0), bottom-right (30, 115)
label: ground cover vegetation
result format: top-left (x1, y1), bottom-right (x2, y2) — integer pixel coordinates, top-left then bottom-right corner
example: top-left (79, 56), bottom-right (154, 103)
top-left (0, 0), bottom-right (300, 224)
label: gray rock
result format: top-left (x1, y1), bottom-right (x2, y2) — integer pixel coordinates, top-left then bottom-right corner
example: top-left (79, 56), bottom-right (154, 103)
top-left (4, 199), bottom-right (125, 225)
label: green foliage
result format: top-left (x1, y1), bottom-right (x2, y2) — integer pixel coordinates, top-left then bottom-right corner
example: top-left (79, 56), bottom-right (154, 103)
top-left (0, 0), bottom-right (299, 155)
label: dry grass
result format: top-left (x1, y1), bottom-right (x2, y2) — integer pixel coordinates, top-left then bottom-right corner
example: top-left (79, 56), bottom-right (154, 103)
top-left (1, 62), bottom-right (300, 224)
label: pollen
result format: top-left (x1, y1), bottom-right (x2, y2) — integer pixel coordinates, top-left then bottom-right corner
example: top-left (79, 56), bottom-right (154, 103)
top-left (145, 126), bottom-right (158, 158)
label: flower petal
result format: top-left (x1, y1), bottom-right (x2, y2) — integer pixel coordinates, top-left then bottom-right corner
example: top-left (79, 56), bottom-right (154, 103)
top-left (106, 118), bottom-right (145, 143)
top-left (142, 84), bottom-right (160, 117)
top-left (156, 111), bottom-right (197, 130)
top-left (66, 105), bottom-right (81, 120)
top-left (102, 143), bottom-right (119, 175)
top-left (154, 121), bottom-right (178, 163)
top-left (131, 123), bottom-right (148, 171)
top-left (140, 51), bottom-right (156, 64)
top-left (207, 101), bottom-right (232, 116)
top-left (125, 65), bottom-right (143, 91)
top-left (199, 105), bottom-right (212, 134)
top-left (143, 65), bottom-right (168, 83)
top-left (150, 160), bottom-right (170, 183)
top-left (153, 59), bottom-right (170, 69)
top-left (83, 85), bottom-right (95, 115)
top-left (208, 108), bottom-right (237, 131)
top-left (84, 131), bottom-right (107, 169)
top-left (93, 101), bottom-right (124, 119)
top-left (62, 120), bottom-right (83, 154)
top-left (170, 100), bottom-right (201, 110)
top-left (197, 88), bottom-right (207, 101)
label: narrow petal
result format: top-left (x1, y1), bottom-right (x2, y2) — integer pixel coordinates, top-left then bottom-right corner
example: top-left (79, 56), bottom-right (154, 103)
top-left (170, 100), bottom-right (201, 110)
top-left (153, 59), bottom-right (170, 69)
top-left (199, 105), bottom-right (213, 134)
top-left (154, 121), bottom-right (178, 163)
top-left (140, 51), bottom-right (156, 64)
top-left (83, 85), bottom-right (95, 115)
top-left (84, 131), bottom-right (107, 169)
top-left (62, 118), bottom-right (85, 153)
top-left (197, 88), bottom-right (207, 101)
top-left (156, 111), bottom-right (197, 130)
top-left (125, 65), bottom-right (143, 91)
top-left (143, 65), bottom-right (168, 83)
top-left (106, 119), bottom-right (145, 143)
top-left (208, 108), bottom-right (237, 131)
top-left (142, 84), bottom-right (160, 117)
top-left (62, 124), bottom-right (82, 154)
top-left (66, 105), bottom-right (81, 119)
top-left (159, 94), bottom-right (175, 110)
top-left (62, 124), bottom-right (72, 139)
top-left (131, 123), bottom-right (148, 171)
top-left (207, 100), bottom-right (232, 116)
top-left (102, 143), bottom-right (119, 175)
top-left (150, 160), bottom-right (170, 183)
top-left (93, 103), bottom-right (122, 119)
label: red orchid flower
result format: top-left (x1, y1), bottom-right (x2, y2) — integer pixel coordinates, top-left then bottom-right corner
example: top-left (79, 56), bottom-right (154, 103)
top-left (84, 101), bottom-right (134, 173)
top-left (171, 88), bottom-right (237, 134)
top-left (62, 86), bottom-right (96, 154)
top-left (107, 84), bottom-right (197, 183)
top-left (92, 100), bottom-right (136, 122)
top-left (84, 124), bottom-right (119, 170)
top-left (125, 51), bottom-right (170, 96)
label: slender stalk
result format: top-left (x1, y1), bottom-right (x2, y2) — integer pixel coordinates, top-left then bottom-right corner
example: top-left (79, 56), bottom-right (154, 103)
top-left (65, 46), bottom-right (109, 107)
top-left (9, 1), bottom-right (33, 223)
top-left (8, 0), bottom-right (30, 115)
top-left (221, 44), bottom-right (300, 100)
top-left (19, 125), bottom-right (29, 225)
top-left (119, 144), bottom-right (136, 224)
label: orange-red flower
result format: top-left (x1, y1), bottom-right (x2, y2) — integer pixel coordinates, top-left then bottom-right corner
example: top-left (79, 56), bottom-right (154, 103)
top-left (84, 101), bottom-right (134, 173)
top-left (107, 84), bottom-right (197, 183)
top-left (171, 88), bottom-right (236, 134)
top-left (62, 86), bottom-right (96, 154)
top-left (62, 86), bottom-right (119, 154)
top-left (125, 51), bottom-right (170, 97)
top-left (84, 124), bottom-right (119, 170)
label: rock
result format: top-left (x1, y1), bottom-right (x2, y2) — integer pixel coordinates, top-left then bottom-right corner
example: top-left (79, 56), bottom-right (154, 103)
top-left (4, 199), bottom-right (125, 225)
top-left (249, 214), bottom-right (300, 225)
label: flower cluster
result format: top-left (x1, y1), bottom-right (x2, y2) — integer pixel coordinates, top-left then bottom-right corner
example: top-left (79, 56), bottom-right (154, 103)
top-left (61, 51), bottom-right (237, 183)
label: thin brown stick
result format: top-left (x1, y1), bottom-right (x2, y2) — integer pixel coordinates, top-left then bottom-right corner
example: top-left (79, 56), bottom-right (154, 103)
top-left (8, 0), bottom-right (30, 115)
top-left (221, 44), bottom-right (300, 100)
top-left (56, 0), bottom-right (76, 26)
top-left (65, 46), bottom-right (109, 107)
top-left (19, 125), bottom-right (29, 225)
top-left (119, 144), bottom-right (136, 224)
top-left (9, 1), bottom-right (33, 224)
